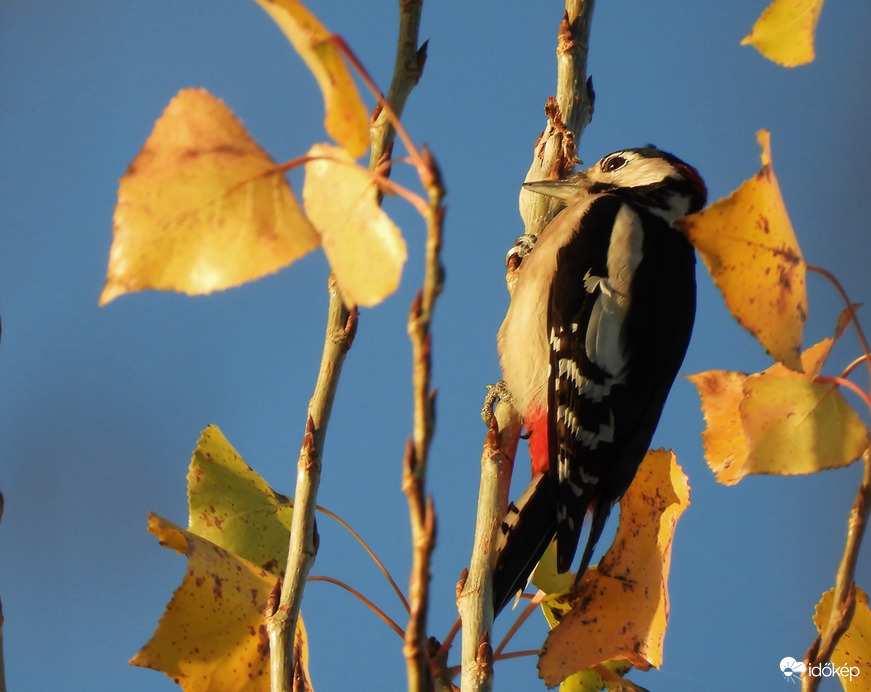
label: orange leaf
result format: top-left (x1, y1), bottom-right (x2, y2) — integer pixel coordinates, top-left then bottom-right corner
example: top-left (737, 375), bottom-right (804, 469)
top-left (538, 450), bottom-right (690, 686)
top-left (101, 89), bottom-right (318, 305)
top-left (252, 0), bottom-right (369, 158)
top-left (676, 130), bottom-right (807, 371)
top-left (303, 143), bottom-right (406, 307)
top-left (130, 514), bottom-right (277, 691)
top-left (741, 0), bottom-right (826, 67)
top-left (686, 370), bottom-right (750, 485)
top-left (812, 587), bottom-right (871, 692)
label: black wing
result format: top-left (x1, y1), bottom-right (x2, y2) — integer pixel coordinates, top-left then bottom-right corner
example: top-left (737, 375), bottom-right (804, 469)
top-left (547, 196), bottom-right (696, 576)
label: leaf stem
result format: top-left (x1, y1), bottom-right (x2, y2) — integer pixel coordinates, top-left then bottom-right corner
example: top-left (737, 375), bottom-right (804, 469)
top-left (814, 376), bottom-right (871, 414)
top-left (277, 154), bottom-right (430, 216)
top-left (331, 32), bottom-right (438, 191)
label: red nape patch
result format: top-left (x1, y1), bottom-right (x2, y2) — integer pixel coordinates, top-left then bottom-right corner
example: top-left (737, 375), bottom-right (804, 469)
top-left (526, 408), bottom-right (550, 476)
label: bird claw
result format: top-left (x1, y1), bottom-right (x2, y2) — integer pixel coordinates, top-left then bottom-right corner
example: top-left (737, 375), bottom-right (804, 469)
top-left (481, 380), bottom-right (516, 426)
top-left (505, 233), bottom-right (538, 268)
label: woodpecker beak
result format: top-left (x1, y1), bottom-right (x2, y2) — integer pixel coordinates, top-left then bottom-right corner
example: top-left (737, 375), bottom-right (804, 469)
top-left (522, 172), bottom-right (590, 201)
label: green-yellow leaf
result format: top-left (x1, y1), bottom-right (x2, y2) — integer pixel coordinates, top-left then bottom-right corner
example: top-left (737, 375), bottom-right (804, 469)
top-left (676, 130), bottom-right (807, 371)
top-left (130, 514), bottom-right (277, 692)
top-left (532, 543), bottom-right (574, 597)
top-left (538, 450), bottom-right (690, 686)
top-left (101, 88), bottom-right (318, 305)
top-left (304, 143), bottom-right (406, 307)
top-left (188, 425), bottom-right (293, 574)
top-left (742, 0), bottom-right (826, 67)
top-left (252, 0), bottom-right (369, 157)
top-left (556, 662), bottom-right (633, 692)
top-left (813, 587), bottom-right (871, 692)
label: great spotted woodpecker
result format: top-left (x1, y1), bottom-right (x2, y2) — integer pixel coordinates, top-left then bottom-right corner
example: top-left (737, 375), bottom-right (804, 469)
top-left (492, 147), bottom-right (706, 615)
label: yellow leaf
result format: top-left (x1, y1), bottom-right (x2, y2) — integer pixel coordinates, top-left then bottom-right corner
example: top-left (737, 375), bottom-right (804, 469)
top-left (813, 588), bottom-right (871, 691)
top-left (130, 514), bottom-right (277, 692)
top-left (689, 340), bottom-right (869, 485)
top-left (304, 143), bottom-right (406, 307)
top-left (538, 450), bottom-right (690, 686)
top-left (740, 374), bottom-right (868, 477)
top-left (741, 0), bottom-right (826, 67)
top-left (188, 425), bottom-right (294, 575)
top-left (676, 130), bottom-right (807, 371)
top-left (101, 89), bottom-right (318, 305)
top-left (252, 0), bottom-right (369, 158)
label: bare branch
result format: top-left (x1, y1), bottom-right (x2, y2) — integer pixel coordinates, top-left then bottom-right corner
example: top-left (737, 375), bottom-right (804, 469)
top-left (459, 3), bottom-right (595, 690)
top-left (268, 301), bottom-right (357, 691)
top-left (517, 1), bottom-right (596, 266)
top-left (403, 151), bottom-right (446, 691)
top-left (803, 447), bottom-right (871, 692)
top-left (267, 5), bottom-right (428, 688)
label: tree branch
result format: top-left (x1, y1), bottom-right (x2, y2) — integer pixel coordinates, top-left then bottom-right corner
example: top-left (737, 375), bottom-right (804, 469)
top-left (403, 151), bottom-right (446, 691)
top-left (268, 287), bottom-right (357, 691)
top-left (516, 0), bottom-right (595, 271)
top-left (458, 3), bottom-right (595, 690)
top-left (803, 447), bottom-right (871, 692)
top-left (268, 5), bottom-right (427, 687)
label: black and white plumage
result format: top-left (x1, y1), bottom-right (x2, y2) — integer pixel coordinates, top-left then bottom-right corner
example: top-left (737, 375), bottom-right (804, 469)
top-left (493, 147), bottom-right (706, 615)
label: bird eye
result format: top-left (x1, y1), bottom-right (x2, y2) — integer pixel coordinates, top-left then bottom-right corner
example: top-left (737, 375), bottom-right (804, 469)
top-left (601, 155), bottom-right (626, 173)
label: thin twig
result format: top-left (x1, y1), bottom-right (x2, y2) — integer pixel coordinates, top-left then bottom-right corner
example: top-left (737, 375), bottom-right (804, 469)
top-left (458, 3), bottom-right (595, 690)
top-left (307, 575), bottom-right (406, 639)
top-left (403, 150), bottom-right (446, 691)
top-left (803, 447), bottom-right (871, 692)
top-left (438, 617), bottom-right (462, 659)
top-left (316, 505), bottom-right (409, 613)
top-left (808, 265), bottom-right (871, 385)
top-left (493, 592), bottom-right (546, 658)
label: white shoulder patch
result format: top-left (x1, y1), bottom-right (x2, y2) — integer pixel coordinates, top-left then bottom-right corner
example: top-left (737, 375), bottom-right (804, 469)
top-left (584, 204), bottom-right (643, 377)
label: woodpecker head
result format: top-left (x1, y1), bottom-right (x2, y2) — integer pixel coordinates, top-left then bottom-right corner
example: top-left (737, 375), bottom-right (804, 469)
top-left (524, 147), bottom-right (707, 221)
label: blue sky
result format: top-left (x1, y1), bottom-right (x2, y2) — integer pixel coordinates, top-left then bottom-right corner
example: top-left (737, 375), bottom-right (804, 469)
top-left (1, 1), bottom-right (870, 690)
